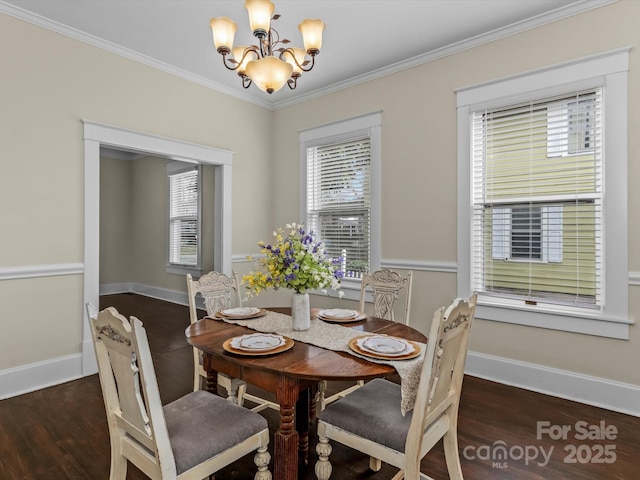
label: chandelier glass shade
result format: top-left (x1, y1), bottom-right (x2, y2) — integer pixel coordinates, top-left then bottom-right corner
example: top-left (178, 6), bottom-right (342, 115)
top-left (210, 0), bottom-right (325, 94)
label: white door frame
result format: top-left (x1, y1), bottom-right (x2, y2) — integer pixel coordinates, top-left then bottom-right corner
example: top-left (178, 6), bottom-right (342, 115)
top-left (82, 120), bottom-right (233, 375)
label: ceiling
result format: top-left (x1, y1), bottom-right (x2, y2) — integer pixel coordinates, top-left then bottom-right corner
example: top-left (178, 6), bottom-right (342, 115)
top-left (1, 0), bottom-right (612, 109)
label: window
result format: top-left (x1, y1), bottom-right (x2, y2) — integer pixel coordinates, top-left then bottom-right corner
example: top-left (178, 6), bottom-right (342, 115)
top-left (307, 137), bottom-right (371, 277)
top-left (457, 48), bottom-right (630, 339)
top-left (167, 161), bottom-right (202, 274)
top-left (300, 112), bottom-right (382, 299)
top-left (476, 89), bottom-right (602, 309)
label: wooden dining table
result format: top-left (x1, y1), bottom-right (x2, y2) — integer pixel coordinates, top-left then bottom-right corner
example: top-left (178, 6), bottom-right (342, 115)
top-left (185, 307), bottom-right (428, 480)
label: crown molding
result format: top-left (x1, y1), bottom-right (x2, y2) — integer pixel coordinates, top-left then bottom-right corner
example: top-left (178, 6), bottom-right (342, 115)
top-left (0, 0), bottom-right (617, 111)
top-left (269, 0), bottom-right (617, 109)
top-left (0, 0), bottom-right (273, 110)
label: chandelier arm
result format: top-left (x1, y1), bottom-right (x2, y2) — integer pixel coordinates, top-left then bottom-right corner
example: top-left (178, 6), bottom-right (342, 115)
top-left (220, 53), bottom-right (240, 71)
top-left (287, 77), bottom-right (297, 90)
top-left (240, 45), bottom-right (261, 63)
top-left (221, 46), bottom-right (260, 71)
top-left (300, 53), bottom-right (316, 72)
top-left (280, 48), bottom-right (316, 72)
top-left (241, 75), bottom-right (252, 89)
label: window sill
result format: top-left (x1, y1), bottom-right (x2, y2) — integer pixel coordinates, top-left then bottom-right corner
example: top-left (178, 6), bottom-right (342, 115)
top-left (477, 298), bottom-right (632, 340)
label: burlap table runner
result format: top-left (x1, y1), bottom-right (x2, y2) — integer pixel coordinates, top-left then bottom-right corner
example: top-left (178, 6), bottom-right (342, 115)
top-left (210, 310), bottom-right (425, 415)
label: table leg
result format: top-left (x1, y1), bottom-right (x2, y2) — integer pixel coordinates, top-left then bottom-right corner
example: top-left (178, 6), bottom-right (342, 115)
top-left (202, 354), bottom-right (218, 395)
top-left (309, 383), bottom-right (318, 423)
top-left (296, 388), bottom-right (310, 466)
top-left (275, 376), bottom-right (299, 480)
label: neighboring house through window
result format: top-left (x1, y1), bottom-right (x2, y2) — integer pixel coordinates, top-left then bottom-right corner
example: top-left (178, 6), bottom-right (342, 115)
top-left (167, 161), bottom-right (202, 275)
top-left (300, 112), bottom-right (382, 300)
top-left (456, 48), bottom-right (630, 339)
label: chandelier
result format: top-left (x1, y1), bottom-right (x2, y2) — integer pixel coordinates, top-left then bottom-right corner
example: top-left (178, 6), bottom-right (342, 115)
top-left (210, 0), bottom-right (325, 94)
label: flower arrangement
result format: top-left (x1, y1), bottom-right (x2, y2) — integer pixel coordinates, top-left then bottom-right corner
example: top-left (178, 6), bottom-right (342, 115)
top-left (243, 223), bottom-right (344, 297)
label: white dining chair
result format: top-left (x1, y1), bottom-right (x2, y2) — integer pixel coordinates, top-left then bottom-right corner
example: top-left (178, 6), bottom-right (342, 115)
top-left (315, 294), bottom-right (477, 480)
top-left (89, 305), bottom-right (272, 480)
top-left (187, 271), bottom-right (278, 412)
top-left (318, 269), bottom-right (414, 412)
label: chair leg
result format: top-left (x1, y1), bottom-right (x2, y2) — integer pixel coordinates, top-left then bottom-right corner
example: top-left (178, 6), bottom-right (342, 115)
top-left (369, 456), bottom-right (382, 471)
top-left (194, 368), bottom-right (201, 392)
top-left (315, 435), bottom-right (332, 480)
top-left (109, 452), bottom-right (127, 480)
top-left (254, 445), bottom-right (272, 480)
top-left (317, 380), bottom-right (328, 412)
top-left (237, 381), bottom-right (248, 407)
top-left (442, 430), bottom-right (464, 480)
top-left (318, 380), bottom-right (365, 412)
top-left (225, 377), bottom-right (244, 405)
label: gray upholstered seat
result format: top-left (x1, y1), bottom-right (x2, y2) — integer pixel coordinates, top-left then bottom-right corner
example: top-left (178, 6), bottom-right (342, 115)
top-left (318, 269), bottom-right (414, 413)
top-left (164, 390), bottom-right (269, 475)
top-left (318, 379), bottom-right (410, 453)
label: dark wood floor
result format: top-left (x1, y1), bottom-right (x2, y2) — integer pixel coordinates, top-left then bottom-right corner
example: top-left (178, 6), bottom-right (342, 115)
top-left (1, 293), bottom-right (638, 479)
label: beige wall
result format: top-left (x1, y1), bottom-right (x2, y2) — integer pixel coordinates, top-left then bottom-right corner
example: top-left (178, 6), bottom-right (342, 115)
top-left (100, 156), bottom-right (219, 291)
top-left (271, 0), bottom-right (640, 386)
top-left (99, 157), bottom-right (133, 284)
top-left (0, 12), bottom-right (272, 370)
top-left (0, 1), bottom-right (638, 395)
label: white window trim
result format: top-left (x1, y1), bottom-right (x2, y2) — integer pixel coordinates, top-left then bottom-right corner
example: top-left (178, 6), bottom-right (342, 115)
top-left (299, 111), bottom-right (382, 301)
top-left (166, 161), bottom-right (203, 277)
top-left (456, 47), bottom-right (630, 339)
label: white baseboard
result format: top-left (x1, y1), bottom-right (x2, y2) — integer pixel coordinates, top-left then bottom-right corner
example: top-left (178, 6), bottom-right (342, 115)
top-left (99, 281), bottom-right (133, 295)
top-left (465, 351), bottom-right (640, 417)
top-left (100, 282), bottom-right (190, 307)
top-left (0, 353), bottom-right (83, 400)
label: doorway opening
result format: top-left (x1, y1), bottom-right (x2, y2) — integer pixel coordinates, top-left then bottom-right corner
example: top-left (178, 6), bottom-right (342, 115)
top-left (82, 121), bottom-right (233, 375)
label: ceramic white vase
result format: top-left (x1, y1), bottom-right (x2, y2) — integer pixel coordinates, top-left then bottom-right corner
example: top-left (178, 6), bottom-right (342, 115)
top-left (291, 292), bottom-right (311, 331)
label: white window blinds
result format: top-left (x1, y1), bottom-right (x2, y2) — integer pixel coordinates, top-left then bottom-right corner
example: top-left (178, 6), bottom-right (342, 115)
top-left (472, 88), bottom-right (602, 308)
top-left (306, 135), bottom-right (371, 278)
top-left (168, 165), bottom-right (199, 266)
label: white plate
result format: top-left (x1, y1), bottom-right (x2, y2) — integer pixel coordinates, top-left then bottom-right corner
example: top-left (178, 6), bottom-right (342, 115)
top-left (232, 333), bottom-right (285, 352)
top-left (321, 309), bottom-right (357, 319)
top-left (318, 311), bottom-right (367, 323)
top-left (222, 307), bottom-right (260, 317)
top-left (350, 336), bottom-right (419, 359)
top-left (360, 335), bottom-right (411, 355)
